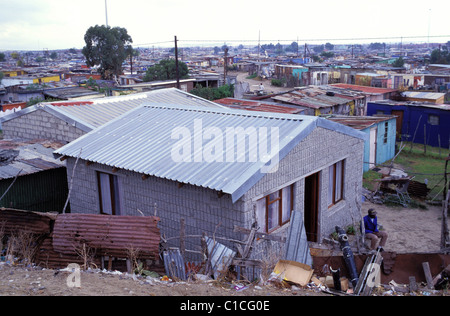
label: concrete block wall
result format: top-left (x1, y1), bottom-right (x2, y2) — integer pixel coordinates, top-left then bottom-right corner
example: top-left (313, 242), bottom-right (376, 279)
top-left (65, 159), bottom-right (247, 261)
top-left (242, 126), bottom-right (365, 261)
top-left (2, 109), bottom-right (84, 143)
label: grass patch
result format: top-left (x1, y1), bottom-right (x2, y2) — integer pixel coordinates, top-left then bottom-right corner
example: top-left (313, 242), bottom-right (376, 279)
top-left (363, 169), bottom-right (382, 191)
top-left (364, 141), bottom-right (449, 202)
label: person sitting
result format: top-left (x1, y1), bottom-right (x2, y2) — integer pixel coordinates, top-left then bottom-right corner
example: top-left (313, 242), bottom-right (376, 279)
top-left (363, 208), bottom-right (388, 251)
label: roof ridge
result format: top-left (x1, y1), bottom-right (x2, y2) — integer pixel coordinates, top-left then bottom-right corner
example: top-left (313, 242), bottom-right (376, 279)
top-left (143, 103), bottom-right (308, 121)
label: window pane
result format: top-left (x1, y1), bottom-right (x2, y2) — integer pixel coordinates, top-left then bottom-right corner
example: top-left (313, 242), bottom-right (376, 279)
top-left (267, 200), bottom-right (279, 231)
top-left (335, 161), bottom-right (343, 201)
top-left (256, 198), bottom-right (266, 233)
top-left (282, 186), bottom-right (292, 223)
top-left (99, 173), bottom-right (113, 214)
top-left (268, 191), bottom-right (279, 202)
top-left (328, 165), bottom-right (334, 206)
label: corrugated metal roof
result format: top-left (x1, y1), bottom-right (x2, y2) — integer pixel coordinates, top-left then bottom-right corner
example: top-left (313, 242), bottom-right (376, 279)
top-left (55, 104), bottom-right (316, 202)
top-left (331, 83), bottom-right (398, 94)
top-left (271, 88), bottom-right (354, 109)
top-left (0, 140), bottom-right (65, 180)
top-left (0, 88), bottom-right (225, 131)
top-left (46, 88), bottom-right (226, 130)
top-left (325, 115), bottom-right (396, 130)
top-left (55, 104), bottom-right (365, 202)
top-left (214, 98), bottom-right (304, 114)
top-left (401, 91), bottom-right (445, 100)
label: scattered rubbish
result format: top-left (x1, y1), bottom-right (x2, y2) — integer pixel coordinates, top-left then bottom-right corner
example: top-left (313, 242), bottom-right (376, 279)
top-left (205, 236), bottom-right (236, 280)
top-left (163, 248), bottom-right (186, 281)
top-left (271, 260), bottom-right (313, 287)
top-left (233, 284), bottom-right (249, 291)
top-left (433, 264), bottom-right (450, 290)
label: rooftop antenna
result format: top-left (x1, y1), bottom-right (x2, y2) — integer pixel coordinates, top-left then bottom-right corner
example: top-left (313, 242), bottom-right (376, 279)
top-left (105, 0), bottom-right (109, 27)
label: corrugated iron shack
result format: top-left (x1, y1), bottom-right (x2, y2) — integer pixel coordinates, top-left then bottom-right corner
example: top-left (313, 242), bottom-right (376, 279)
top-left (0, 140), bottom-right (68, 213)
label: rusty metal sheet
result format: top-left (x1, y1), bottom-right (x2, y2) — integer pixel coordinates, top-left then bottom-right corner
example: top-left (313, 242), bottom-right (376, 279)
top-left (52, 214), bottom-right (160, 260)
top-left (0, 208), bottom-right (55, 235)
top-left (35, 236), bottom-right (102, 269)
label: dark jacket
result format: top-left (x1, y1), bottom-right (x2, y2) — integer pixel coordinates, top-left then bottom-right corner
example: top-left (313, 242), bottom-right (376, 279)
top-left (363, 215), bottom-right (378, 234)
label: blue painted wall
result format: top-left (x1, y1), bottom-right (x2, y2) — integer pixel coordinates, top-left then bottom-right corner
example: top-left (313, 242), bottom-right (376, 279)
top-left (361, 118), bottom-right (397, 172)
top-left (367, 102), bottom-right (450, 148)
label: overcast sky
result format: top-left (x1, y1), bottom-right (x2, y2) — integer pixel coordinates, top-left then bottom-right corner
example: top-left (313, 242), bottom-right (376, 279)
top-left (0, 0), bottom-right (449, 51)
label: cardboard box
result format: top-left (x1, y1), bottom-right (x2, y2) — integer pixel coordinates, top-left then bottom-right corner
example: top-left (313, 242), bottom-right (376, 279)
top-left (273, 260), bottom-right (313, 286)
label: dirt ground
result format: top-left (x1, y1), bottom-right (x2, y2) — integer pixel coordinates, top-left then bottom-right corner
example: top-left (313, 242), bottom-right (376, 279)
top-left (361, 200), bottom-right (445, 254)
top-left (0, 262), bottom-right (327, 297)
top-left (0, 200), bottom-right (446, 297)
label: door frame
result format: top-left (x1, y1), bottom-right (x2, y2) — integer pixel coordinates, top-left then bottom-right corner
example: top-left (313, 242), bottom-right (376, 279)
top-left (304, 171), bottom-right (320, 242)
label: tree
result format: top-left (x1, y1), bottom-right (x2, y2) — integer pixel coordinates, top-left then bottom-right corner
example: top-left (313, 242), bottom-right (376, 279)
top-left (392, 57), bottom-right (405, 67)
top-left (189, 84), bottom-right (234, 101)
top-left (430, 47), bottom-right (450, 64)
top-left (82, 25), bottom-right (133, 80)
top-left (11, 52), bottom-right (20, 60)
top-left (325, 42), bottom-right (334, 51)
top-left (320, 51), bottom-right (335, 59)
top-left (369, 42), bottom-right (385, 50)
top-left (143, 59), bottom-right (189, 82)
top-left (313, 45), bottom-right (324, 54)
top-left (285, 42), bottom-right (299, 53)
top-left (0, 53), bottom-right (5, 62)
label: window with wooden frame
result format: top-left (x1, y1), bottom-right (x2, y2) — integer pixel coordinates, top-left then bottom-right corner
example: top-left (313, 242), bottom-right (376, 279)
top-left (97, 171), bottom-right (121, 215)
top-left (328, 160), bottom-right (344, 208)
top-left (256, 184), bottom-right (294, 233)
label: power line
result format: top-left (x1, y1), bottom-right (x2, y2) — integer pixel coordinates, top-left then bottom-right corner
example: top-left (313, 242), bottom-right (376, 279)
top-left (180, 34), bottom-right (450, 44)
top-left (133, 34), bottom-right (450, 48)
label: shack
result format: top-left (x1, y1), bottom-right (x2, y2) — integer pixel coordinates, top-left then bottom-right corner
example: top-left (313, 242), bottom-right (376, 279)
top-left (367, 100), bottom-right (450, 148)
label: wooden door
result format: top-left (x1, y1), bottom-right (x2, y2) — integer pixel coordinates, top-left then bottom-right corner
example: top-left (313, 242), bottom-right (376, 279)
top-left (304, 172), bottom-right (320, 242)
top-left (391, 110), bottom-right (404, 140)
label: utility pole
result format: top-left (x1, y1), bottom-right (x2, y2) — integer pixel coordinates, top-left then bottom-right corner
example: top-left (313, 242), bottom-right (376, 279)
top-left (258, 30), bottom-right (261, 61)
top-left (105, 0), bottom-right (109, 27)
top-left (224, 47), bottom-right (229, 85)
top-left (174, 36), bottom-right (180, 89)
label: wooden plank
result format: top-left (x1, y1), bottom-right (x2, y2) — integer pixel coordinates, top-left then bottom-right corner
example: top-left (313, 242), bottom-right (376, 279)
top-left (241, 227), bottom-right (257, 259)
top-left (180, 218), bottom-right (185, 258)
top-left (234, 225), bottom-right (286, 243)
top-left (355, 256), bottom-right (372, 295)
top-left (422, 262), bottom-right (434, 289)
top-left (409, 276), bottom-right (418, 292)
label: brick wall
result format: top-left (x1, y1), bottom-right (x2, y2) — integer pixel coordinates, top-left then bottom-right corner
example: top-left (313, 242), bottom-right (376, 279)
top-left (65, 126), bottom-right (364, 261)
top-left (2, 108), bottom-right (85, 143)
